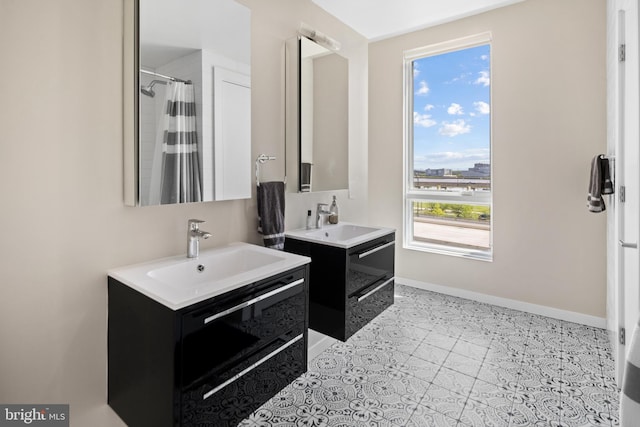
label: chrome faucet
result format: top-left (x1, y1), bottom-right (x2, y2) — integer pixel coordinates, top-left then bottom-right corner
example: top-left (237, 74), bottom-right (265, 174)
top-left (316, 203), bottom-right (331, 229)
top-left (187, 219), bottom-right (211, 258)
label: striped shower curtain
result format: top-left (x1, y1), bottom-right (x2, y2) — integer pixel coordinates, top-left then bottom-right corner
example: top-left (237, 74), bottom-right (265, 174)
top-left (160, 82), bottom-right (202, 204)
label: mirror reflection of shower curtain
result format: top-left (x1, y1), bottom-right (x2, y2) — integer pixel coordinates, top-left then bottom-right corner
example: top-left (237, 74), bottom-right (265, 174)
top-left (159, 82), bottom-right (202, 204)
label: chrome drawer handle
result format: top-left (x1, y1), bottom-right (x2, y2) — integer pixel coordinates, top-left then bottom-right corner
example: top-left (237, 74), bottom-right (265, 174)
top-left (358, 241), bottom-right (394, 259)
top-left (619, 240), bottom-right (638, 249)
top-left (203, 278), bottom-right (304, 324)
top-left (202, 333), bottom-right (303, 400)
top-left (357, 277), bottom-right (394, 302)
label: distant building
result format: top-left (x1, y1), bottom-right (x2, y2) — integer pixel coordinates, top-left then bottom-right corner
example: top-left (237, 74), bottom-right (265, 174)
top-left (460, 163), bottom-right (490, 178)
top-left (424, 168), bottom-right (452, 176)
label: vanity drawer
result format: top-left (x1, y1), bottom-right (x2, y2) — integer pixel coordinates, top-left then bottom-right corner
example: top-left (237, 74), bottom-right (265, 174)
top-left (180, 269), bottom-right (306, 387)
top-left (346, 276), bottom-right (394, 340)
top-left (181, 331), bottom-right (305, 427)
top-left (347, 234), bottom-right (395, 296)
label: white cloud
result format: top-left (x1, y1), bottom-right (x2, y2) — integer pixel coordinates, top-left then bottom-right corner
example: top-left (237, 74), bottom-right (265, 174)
top-left (414, 112), bottom-right (437, 128)
top-left (474, 101), bottom-right (490, 115)
top-left (475, 70), bottom-right (490, 87)
top-left (416, 81), bottom-right (429, 96)
top-left (413, 63), bottom-right (420, 77)
top-left (439, 119), bottom-right (471, 137)
top-left (481, 54), bottom-right (489, 61)
top-left (447, 103), bottom-right (464, 115)
top-left (425, 148), bottom-right (489, 163)
top-left (424, 104), bottom-right (435, 111)
top-left (423, 148), bottom-right (490, 163)
top-left (445, 72), bottom-right (472, 85)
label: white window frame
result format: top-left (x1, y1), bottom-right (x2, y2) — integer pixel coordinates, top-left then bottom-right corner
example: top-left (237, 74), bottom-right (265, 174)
top-left (403, 32), bottom-right (493, 261)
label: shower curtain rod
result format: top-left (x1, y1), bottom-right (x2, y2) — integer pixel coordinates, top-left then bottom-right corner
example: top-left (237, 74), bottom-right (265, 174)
top-left (140, 69), bottom-right (190, 83)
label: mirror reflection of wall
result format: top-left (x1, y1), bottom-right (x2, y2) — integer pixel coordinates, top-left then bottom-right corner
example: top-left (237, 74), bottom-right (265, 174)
top-left (299, 36), bottom-right (349, 193)
top-left (134, 0), bottom-right (251, 206)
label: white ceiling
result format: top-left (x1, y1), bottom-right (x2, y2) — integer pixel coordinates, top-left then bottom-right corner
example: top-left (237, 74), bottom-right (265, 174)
top-left (311, 0), bottom-right (525, 41)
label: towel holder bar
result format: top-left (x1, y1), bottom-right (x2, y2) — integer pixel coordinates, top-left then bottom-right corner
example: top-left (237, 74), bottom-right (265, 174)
top-left (256, 154), bottom-right (286, 186)
top-left (619, 240), bottom-right (638, 249)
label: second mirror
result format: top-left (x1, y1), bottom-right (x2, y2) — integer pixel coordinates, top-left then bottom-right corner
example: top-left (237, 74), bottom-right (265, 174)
top-left (298, 37), bottom-right (349, 193)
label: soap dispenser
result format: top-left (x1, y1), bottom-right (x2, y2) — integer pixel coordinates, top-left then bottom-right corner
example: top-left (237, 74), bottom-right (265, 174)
top-left (329, 196), bottom-right (339, 224)
top-left (306, 210), bottom-right (313, 229)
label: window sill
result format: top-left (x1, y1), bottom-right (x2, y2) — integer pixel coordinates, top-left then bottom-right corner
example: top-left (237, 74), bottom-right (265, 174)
top-left (403, 240), bottom-right (493, 262)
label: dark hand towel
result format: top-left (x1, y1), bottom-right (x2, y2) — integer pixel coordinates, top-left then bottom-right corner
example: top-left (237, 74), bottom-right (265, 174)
top-left (601, 156), bottom-right (614, 195)
top-left (300, 163), bottom-right (312, 192)
top-left (257, 182), bottom-right (285, 250)
top-left (588, 155), bottom-right (612, 213)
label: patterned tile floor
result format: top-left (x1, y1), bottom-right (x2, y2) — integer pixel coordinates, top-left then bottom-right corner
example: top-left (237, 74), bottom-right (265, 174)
top-left (239, 284), bottom-right (620, 426)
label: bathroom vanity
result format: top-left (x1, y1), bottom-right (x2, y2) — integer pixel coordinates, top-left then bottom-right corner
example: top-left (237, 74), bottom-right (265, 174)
top-left (107, 243), bottom-right (310, 427)
top-left (285, 224), bottom-right (395, 341)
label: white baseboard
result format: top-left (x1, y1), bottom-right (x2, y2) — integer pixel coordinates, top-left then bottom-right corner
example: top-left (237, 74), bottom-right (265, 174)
top-left (396, 277), bottom-right (606, 329)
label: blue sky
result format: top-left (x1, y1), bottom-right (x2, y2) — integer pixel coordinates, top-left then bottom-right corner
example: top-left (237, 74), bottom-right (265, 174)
top-left (413, 44), bottom-right (491, 172)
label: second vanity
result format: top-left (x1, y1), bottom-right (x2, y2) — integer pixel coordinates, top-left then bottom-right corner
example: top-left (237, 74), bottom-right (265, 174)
top-left (107, 243), bottom-right (310, 427)
top-left (284, 223), bottom-right (395, 341)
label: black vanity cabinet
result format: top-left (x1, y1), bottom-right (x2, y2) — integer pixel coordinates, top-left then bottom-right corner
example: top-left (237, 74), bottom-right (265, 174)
top-left (284, 232), bottom-right (394, 341)
top-left (108, 266), bottom-right (309, 427)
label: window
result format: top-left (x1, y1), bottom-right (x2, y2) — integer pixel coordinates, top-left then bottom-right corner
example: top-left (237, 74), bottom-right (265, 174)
top-left (404, 33), bottom-right (492, 261)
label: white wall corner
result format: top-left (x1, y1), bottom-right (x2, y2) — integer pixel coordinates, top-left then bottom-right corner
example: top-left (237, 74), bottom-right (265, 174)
top-left (307, 329), bottom-right (337, 366)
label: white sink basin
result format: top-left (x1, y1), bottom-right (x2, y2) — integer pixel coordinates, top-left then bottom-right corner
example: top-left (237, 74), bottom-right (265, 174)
top-left (109, 242), bottom-right (310, 310)
top-left (285, 222), bottom-right (395, 249)
top-left (305, 224), bottom-right (379, 242)
top-left (148, 247), bottom-right (284, 290)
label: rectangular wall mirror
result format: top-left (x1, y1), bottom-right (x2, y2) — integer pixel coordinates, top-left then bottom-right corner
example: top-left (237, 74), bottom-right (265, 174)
top-left (124, 0), bottom-right (251, 206)
top-left (298, 36), bottom-right (349, 193)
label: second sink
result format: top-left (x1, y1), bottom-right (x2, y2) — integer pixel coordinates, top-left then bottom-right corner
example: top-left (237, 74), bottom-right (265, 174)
top-left (285, 222), bottom-right (395, 248)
